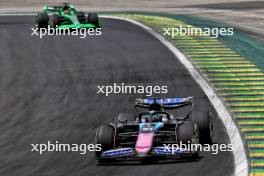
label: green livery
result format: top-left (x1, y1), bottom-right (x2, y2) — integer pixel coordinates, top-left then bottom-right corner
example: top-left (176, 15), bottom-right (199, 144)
top-left (36, 3), bottom-right (100, 29)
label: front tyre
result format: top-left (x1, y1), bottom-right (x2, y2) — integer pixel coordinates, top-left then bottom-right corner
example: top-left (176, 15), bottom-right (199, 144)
top-left (177, 123), bottom-right (199, 144)
top-left (177, 123), bottom-right (200, 158)
top-left (95, 125), bottom-right (115, 158)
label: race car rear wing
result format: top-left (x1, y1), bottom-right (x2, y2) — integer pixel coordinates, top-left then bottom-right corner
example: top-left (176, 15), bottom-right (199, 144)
top-left (43, 3), bottom-right (75, 13)
top-left (135, 97), bottom-right (194, 109)
top-left (43, 5), bottom-right (63, 12)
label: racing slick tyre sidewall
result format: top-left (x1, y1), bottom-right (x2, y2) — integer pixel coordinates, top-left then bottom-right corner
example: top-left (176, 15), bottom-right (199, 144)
top-left (177, 123), bottom-right (199, 144)
top-left (190, 111), bottom-right (213, 145)
top-left (177, 123), bottom-right (200, 157)
top-left (87, 12), bottom-right (99, 27)
top-left (36, 13), bottom-right (49, 28)
top-left (95, 125), bottom-right (115, 158)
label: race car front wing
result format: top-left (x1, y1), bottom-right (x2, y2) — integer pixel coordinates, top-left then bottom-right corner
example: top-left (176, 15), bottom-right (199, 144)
top-left (99, 146), bottom-right (196, 159)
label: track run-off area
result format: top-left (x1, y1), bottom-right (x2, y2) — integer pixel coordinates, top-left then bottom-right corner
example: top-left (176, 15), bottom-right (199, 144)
top-left (112, 13), bottom-right (264, 176)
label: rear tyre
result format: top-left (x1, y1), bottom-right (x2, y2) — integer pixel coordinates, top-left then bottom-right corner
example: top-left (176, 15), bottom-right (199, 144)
top-left (36, 13), bottom-right (49, 28)
top-left (190, 111), bottom-right (213, 145)
top-left (87, 12), bottom-right (99, 27)
top-left (95, 125), bottom-right (115, 158)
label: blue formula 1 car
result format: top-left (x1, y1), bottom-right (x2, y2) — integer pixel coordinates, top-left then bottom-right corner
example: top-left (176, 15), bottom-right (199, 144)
top-left (95, 97), bottom-right (213, 163)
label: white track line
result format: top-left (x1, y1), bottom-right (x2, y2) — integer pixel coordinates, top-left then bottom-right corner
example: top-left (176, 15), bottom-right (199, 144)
top-left (102, 15), bottom-right (249, 176)
top-left (0, 13), bottom-right (35, 16)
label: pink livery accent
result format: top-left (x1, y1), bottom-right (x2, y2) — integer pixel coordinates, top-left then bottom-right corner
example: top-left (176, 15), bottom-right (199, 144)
top-left (135, 132), bottom-right (154, 154)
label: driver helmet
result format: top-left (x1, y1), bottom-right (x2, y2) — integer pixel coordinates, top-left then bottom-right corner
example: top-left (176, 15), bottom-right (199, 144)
top-left (141, 114), bottom-right (152, 123)
top-left (151, 110), bottom-right (169, 123)
top-left (63, 4), bottom-right (71, 13)
top-left (150, 110), bottom-right (162, 122)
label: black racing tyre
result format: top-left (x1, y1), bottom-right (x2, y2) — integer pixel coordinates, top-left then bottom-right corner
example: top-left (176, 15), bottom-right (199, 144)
top-left (177, 123), bottom-right (200, 157)
top-left (87, 12), bottom-right (99, 27)
top-left (36, 13), bottom-right (49, 28)
top-left (77, 11), bottom-right (86, 23)
top-left (190, 111), bottom-right (213, 145)
top-left (95, 125), bottom-right (115, 157)
top-left (116, 113), bottom-right (135, 122)
top-left (177, 123), bottom-right (199, 144)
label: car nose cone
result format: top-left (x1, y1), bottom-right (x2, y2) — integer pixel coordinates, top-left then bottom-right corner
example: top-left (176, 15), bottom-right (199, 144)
top-left (135, 132), bottom-right (154, 155)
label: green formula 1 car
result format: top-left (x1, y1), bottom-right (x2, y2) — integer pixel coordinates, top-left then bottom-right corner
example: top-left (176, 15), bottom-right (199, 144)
top-left (36, 3), bottom-right (100, 29)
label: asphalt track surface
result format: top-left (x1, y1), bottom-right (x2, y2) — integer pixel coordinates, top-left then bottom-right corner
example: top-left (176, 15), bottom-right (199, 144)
top-left (0, 16), bottom-right (234, 176)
